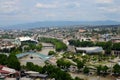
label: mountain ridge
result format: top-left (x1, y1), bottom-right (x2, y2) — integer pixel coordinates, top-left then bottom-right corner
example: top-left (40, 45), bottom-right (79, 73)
top-left (0, 20), bottom-right (120, 30)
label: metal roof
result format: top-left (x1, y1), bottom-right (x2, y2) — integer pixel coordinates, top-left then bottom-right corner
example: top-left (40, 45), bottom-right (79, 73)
top-left (76, 47), bottom-right (103, 53)
top-left (16, 52), bottom-right (51, 61)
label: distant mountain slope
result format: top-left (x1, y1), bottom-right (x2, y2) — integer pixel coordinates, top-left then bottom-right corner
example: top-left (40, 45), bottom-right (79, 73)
top-left (0, 20), bottom-right (120, 30)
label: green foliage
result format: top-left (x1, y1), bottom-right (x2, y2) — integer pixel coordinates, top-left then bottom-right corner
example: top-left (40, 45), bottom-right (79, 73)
top-left (63, 52), bottom-right (75, 59)
top-left (95, 42), bottom-right (106, 49)
top-left (48, 51), bottom-right (56, 55)
top-left (76, 60), bottom-right (84, 70)
top-left (7, 54), bottom-right (21, 70)
top-left (0, 54), bottom-right (8, 65)
top-left (57, 59), bottom-right (72, 69)
top-left (113, 64), bottom-right (120, 74)
top-left (21, 41), bottom-right (37, 46)
top-left (11, 47), bottom-right (22, 55)
top-left (95, 41), bottom-right (112, 50)
top-left (69, 40), bottom-right (120, 54)
top-left (42, 65), bottom-right (73, 80)
top-left (83, 66), bottom-right (89, 74)
top-left (39, 37), bottom-right (67, 52)
top-left (69, 40), bottom-right (94, 47)
top-left (96, 65), bottom-right (102, 75)
top-left (36, 43), bottom-right (42, 51)
top-left (24, 43), bottom-right (42, 51)
top-left (112, 43), bottom-right (120, 50)
top-left (102, 65), bottom-right (108, 73)
top-left (0, 54), bottom-right (21, 70)
top-left (26, 62), bottom-right (42, 73)
top-left (96, 65), bottom-right (109, 75)
top-left (105, 41), bottom-right (112, 49)
top-left (68, 40), bottom-right (116, 54)
top-left (74, 77), bottom-right (84, 80)
top-left (69, 40), bottom-right (80, 47)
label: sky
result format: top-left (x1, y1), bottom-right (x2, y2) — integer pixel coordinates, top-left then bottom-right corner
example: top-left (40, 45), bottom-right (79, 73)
top-left (0, 0), bottom-right (120, 26)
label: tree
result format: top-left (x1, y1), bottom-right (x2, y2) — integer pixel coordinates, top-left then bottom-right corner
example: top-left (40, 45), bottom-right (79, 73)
top-left (113, 64), bottom-right (120, 75)
top-left (0, 54), bottom-right (8, 65)
top-left (26, 62), bottom-right (34, 70)
top-left (42, 65), bottom-right (73, 80)
top-left (112, 43), bottom-right (120, 50)
top-left (74, 77), bottom-right (84, 80)
top-left (36, 44), bottom-right (42, 51)
top-left (0, 54), bottom-right (21, 70)
top-left (48, 51), bottom-right (56, 55)
top-left (96, 65), bottom-right (102, 75)
top-left (76, 60), bottom-right (84, 71)
top-left (105, 41), bottom-right (112, 54)
top-left (11, 47), bottom-right (22, 55)
top-left (95, 41), bottom-right (112, 54)
top-left (7, 54), bottom-right (21, 70)
top-left (69, 40), bottom-right (94, 47)
top-left (83, 66), bottom-right (89, 74)
top-left (57, 59), bottom-right (72, 69)
top-left (26, 62), bottom-right (42, 73)
top-left (95, 42), bottom-right (106, 49)
top-left (102, 66), bottom-right (108, 74)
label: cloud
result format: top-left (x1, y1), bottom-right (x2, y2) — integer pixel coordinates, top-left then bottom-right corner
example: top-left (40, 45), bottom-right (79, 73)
top-left (0, 0), bottom-right (19, 14)
top-left (98, 6), bottom-right (120, 13)
top-left (95, 0), bottom-right (113, 4)
top-left (35, 1), bottom-right (81, 9)
top-left (35, 3), bottom-right (57, 8)
top-left (63, 2), bottom-right (81, 8)
top-left (46, 13), bottom-right (56, 17)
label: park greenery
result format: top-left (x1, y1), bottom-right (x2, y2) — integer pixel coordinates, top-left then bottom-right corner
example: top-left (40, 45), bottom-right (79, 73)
top-left (76, 60), bottom-right (84, 71)
top-left (23, 43), bottom-right (42, 51)
top-left (57, 59), bottom-right (73, 70)
top-left (96, 65), bottom-right (109, 75)
top-left (0, 54), bottom-right (21, 70)
top-left (58, 51), bottom-right (120, 77)
top-left (69, 40), bottom-right (94, 47)
top-left (25, 62), bottom-right (83, 80)
top-left (42, 64), bottom-right (73, 80)
top-left (39, 37), bottom-right (67, 51)
top-left (26, 62), bottom-right (43, 72)
top-left (113, 64), bottom-right (120, 75)
top-left (69, 40), bottom-right (120, 54)
top-left (48, 51), bottom-right (56, 55)
top-left (83, 66), bottom-right (89, 74)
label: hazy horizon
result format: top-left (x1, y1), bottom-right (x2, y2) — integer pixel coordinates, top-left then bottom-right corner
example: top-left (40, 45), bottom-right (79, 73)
top-left (0, 0), bottom-right (120, 26)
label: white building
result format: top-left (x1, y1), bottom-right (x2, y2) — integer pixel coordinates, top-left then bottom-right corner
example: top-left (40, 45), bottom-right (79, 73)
top-left (15, 36), bottom-right (38, 45)
top-left (76, 47), bottom-right (103, 53)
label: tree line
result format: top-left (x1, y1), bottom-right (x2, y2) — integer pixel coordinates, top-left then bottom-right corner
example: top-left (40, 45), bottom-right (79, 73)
top-left (0, 54), bottom-right (21, 70)
top-left (0, 43), bottom-right (42, 54)
top-left (24, 62), bottom-right (83, 80)
top-left (69, 40), bottom-right (120, 54)
top-left (39, 37), bottom-right (67, 52)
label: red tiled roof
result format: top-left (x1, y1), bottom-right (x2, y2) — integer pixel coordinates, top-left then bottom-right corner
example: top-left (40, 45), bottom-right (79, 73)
top-left (0, 65), bottom-right (5, 69)
top-left (0, 70), bottom-right (10, 74)
top-left (0, 65), bottom-right (17, 74)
